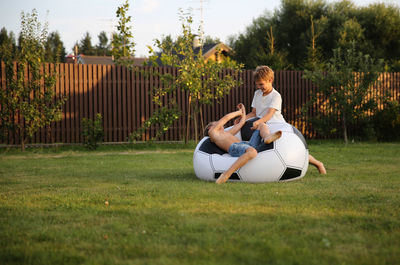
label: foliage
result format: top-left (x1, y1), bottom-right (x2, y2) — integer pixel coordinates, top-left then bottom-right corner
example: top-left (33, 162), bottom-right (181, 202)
top-left (372, 101), bottom-right (400, 142)
top-left (129, 104), bottom-right (181, 142)
top-left (81, 113), bottom-right (104, 150)
top-left (1, 26), bottom-right (66, 64)
top-left (111, 0), bottom-right (135, 66)
top-left (146, 9), bottom-right (243, 142)
top-left (303, 15), bottom-right (328, 70)
top-left (76, 31), bottom-right (95, 55)
top-left (0, 27), bottom-right (17, 62)
top-left (44, 31), bottom-right (66, 63)
top-left (229, 0), bottom-right (400, 70)
top-left (73, 31), bottom-right (112, 57)
top-left (96, 31), bottom-right (111, 56)
top-left (0, 9), bottom-right (67, 151)
top-left (303, 43), bottom-right (384, 143)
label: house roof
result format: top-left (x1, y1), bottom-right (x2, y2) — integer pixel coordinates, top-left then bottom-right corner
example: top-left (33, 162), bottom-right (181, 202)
top-left (194, 43), bottom-right (232, 59)
top-left (66, 54), bottom-right (148, 66)
top-left (153, 42), bottom-right (232, 66)
top-left (77, 55), bottom-right (114, 65)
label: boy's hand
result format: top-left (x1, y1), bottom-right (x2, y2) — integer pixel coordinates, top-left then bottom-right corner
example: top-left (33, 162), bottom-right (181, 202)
top-left (251, 119), bottom-right (261, 130)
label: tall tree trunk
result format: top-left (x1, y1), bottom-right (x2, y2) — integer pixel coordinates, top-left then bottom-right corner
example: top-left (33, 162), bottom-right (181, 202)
top-left (185, 94), bottom-right (192, 144)
top-left (193, 105), bottom-right (198, 142)
top-left (342, 113), bottom-right (348, 144)
top-left (199, 105), bottom-right (204, 137)
top-left (20, 128), bottom-right (25, 152)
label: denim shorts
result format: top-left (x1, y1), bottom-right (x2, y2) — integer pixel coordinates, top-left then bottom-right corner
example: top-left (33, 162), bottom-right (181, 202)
top-left (227, 130), bottom-right (264, 157)
top-left (228, 142), bottom-right (252, 157)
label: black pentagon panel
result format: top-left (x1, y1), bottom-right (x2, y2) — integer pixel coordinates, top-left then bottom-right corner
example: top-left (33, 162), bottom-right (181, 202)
top-left (241, 117), bottom-right (260, 141)
top-left (199, 138), bottom-right (226, 155)
top-left (215, 172), bottom-right (241, 180)
top-left (256, 142), bottom-right (275, 153)
top-left (291, 126), bottom-right (308, 149)
top-left (279, 167), bottom-right (302, 181)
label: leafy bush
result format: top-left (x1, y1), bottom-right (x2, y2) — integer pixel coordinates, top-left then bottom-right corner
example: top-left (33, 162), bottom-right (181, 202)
top-left (302, 44), bottom-right (383, 143)
top-left (81, 113), bottom-right (104, 150)
top-left (373, 101), bottom-right (400, 141)
top-left (129, 105), bottom-right (180, 142)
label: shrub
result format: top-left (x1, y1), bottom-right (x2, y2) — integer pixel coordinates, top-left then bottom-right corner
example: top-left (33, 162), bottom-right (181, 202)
top-left (373, 101), bottom-right (400, 141)
top-left (81, 113), bottom-right (104, 150)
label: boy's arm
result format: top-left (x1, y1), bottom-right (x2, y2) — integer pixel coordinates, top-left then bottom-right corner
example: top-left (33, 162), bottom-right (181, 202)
top-left (234, 107), bottom-right (256, 125)
top-left (210, 108), bottom-right (242, 133)
top-left (228, 104), bottom-right (246, 135)
top-left (246, 108), bottom-right (257, 120)
top-left (251, 108), bottom-right (276, 130)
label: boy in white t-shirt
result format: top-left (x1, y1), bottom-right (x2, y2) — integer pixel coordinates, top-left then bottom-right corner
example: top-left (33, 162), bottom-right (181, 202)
top-left (238, 65), bottom-right (326, 174)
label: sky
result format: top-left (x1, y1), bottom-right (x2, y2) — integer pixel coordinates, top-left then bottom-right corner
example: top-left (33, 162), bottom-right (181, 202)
top-left (0, 0), bottom-right (398, 57)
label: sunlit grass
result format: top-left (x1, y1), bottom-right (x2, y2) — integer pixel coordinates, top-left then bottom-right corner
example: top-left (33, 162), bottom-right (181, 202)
top-left (1, 142), bottom-right (399, 265)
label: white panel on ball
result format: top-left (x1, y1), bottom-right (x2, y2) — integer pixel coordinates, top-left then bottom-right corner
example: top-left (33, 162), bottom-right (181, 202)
top-left (193, 151), bottom-right (214, 181)
top-left (275, 133), bottom-right (307, 169)
top-left (211, 154), bottom-right (237, 172)
top-left (238, 150), bottom-right (286, 183)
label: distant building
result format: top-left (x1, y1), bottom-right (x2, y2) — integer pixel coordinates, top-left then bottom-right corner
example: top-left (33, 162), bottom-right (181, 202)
top-left (152, 41), bottom-right (233, 66)
top-left (196, 42), bottom-right (232, 63)
top-left (65, 54), bottom-right (147, 66)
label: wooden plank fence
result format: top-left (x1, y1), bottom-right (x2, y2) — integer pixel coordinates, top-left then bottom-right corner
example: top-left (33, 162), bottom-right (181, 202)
top-left (1, 62), bottom-right (399, 145)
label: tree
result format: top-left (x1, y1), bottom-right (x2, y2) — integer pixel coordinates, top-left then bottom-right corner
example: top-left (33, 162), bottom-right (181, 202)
top-left (0, 9), bottom-right (66, 151)
top-left (229, 0), bottom-right (400, 70)
top-left (0, 27), bottom-right (17, 62)
top-left (203, 35), bottom-right (221, 46)
top-left (44, 31), bottom-right (66, 63)
top-left (228, 14), bottom-right (274, 69)
top-left (303, 43), bottom-right (384, 143)
top-left (356, 3), bottom-right (400, 71)
top-left (142, 9), bottom-right (243, 142)
top-left (96, 31), bottom-right (111, 56)
top-left (111, 0), bottom-right (135, 65)
top-left (77, 32), bottom-right (95, 55)
top-left (303, 15), bottom-right (328, 70)
top-left (337, 18), bottom-right (364, 51)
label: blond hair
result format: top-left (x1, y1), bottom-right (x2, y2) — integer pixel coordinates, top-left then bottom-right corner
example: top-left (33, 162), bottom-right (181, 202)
top-left (253, 65), bottom-right (274, 82)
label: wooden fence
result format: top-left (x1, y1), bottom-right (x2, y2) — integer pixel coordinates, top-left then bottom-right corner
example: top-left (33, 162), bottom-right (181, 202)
top-left (1, 62), bottom-right (399, 145)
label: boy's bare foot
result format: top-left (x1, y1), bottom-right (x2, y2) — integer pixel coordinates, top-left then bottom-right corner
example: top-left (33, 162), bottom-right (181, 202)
top-left (216, 173), bottom-right (230, 184)
top-left (264, 131), bottom-right (282, 144)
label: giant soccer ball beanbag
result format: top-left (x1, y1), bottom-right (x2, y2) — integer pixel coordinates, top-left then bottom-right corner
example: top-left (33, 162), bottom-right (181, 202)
top-left (193, 118), bottom-right (309, 183)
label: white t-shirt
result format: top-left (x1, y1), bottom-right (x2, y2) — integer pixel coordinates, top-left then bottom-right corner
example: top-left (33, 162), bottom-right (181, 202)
top-left (251, 88), bottom-right (285, 122)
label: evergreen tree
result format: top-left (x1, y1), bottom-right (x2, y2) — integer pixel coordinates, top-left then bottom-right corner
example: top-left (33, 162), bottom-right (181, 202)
top-left (0, 27), bottom-right (17, 62)
top-left (96, 31), bottom-right (111, 56)
top-left (78, 32), bottom-right (95, 55)
top-left (44, 31), bottom-right (66, 63)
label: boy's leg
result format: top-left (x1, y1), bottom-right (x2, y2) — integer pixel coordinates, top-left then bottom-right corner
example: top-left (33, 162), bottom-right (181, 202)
top-left (216, 147), bottom-right (257, 184)
top-left (258, 123), bottom-right (282, 144)
top-left (248, 129), bottom-right (262, 147)
top-left (309, 154), bottom-right (326, 174)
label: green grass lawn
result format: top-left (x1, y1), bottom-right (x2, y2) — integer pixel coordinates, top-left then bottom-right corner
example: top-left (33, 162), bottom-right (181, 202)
top-left (1, 141), bottom-right (399, 265)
